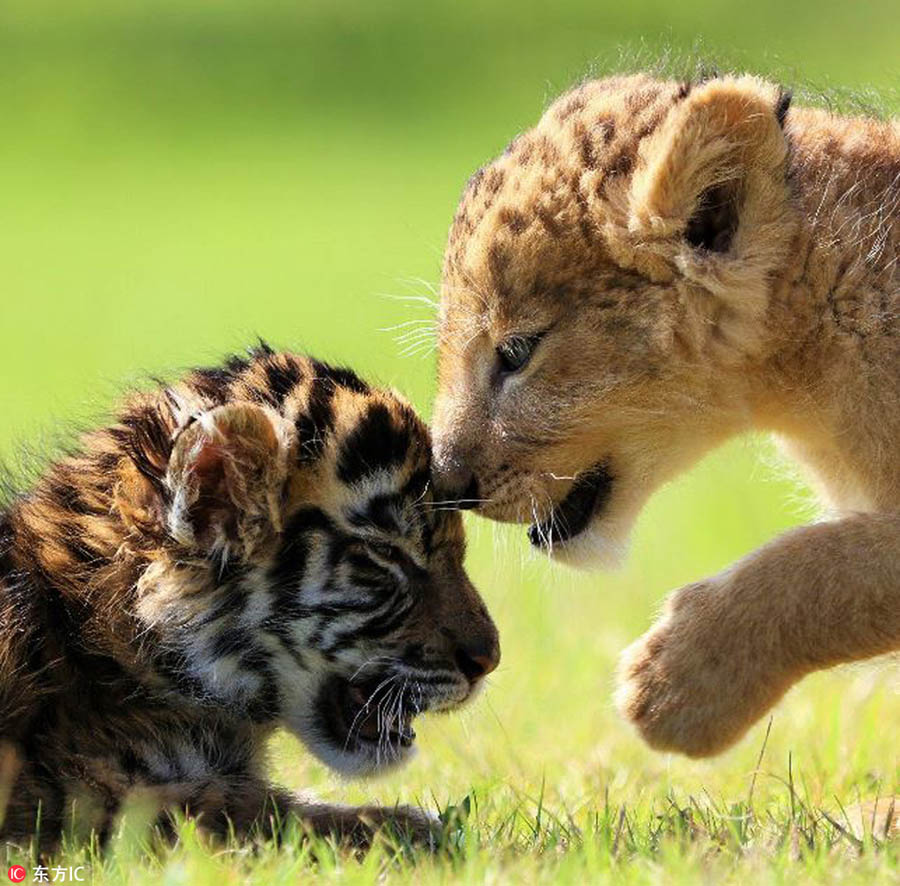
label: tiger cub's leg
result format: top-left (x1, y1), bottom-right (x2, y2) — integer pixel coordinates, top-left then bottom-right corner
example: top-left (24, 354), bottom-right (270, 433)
top-left (156, 777), bottom-right (440, 848)
top-left (0, 748), bottom-right (69, 849)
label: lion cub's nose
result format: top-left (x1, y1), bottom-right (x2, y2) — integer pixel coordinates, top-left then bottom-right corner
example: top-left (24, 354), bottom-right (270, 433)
top-left (453, 475), bottom-right (480, 510)
top-left (435, 464), bottom-right (480, 509)
top-left (433, 444), bottom-right (481, 508)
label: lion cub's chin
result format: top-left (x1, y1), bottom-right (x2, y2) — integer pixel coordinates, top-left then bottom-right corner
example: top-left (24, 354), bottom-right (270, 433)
top-left (538, 517), bottom-right (632, 570)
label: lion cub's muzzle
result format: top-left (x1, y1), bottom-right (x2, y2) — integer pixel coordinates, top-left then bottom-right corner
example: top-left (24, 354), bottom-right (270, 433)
top-left (527, 462), bottom-right (613, 548)
top-left (431, 452), bottom-right (482, 510)
top-left (435, 440), bottom-right (615, 548)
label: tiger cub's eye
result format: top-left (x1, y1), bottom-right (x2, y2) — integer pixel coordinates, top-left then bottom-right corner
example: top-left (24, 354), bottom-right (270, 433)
top-left (366, 540), bottom-right (426, 579)
top-left (497, 334), bottom-right (541, 374)
top-left (367, 541), bottom-right (400, 561)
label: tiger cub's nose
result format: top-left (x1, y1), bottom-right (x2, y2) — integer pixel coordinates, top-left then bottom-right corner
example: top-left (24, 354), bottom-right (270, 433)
top-left (454, 636), bottom-right (500, 683)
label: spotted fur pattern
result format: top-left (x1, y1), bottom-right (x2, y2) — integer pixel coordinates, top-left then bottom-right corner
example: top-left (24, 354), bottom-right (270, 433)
top-left (0, 345), bottom-right (499, 848)
top-left (432, 73), bottom-right (898, 756)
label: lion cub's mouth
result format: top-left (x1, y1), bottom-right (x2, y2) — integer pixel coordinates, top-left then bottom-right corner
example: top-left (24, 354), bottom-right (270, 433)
top-left (528, 463), bottom-right (613, 548)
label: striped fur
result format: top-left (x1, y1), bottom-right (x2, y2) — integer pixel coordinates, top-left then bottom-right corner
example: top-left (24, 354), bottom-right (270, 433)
top-left (0, 345), bottom-right (498, 848)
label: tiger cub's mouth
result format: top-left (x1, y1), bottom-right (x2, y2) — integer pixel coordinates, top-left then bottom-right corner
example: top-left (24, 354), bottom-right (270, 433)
top-left (317, 674), bottom-right (417, 754)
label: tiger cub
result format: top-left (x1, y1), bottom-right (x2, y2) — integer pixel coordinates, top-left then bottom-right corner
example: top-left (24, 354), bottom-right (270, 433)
top-left (0, 345), bottom-right (499, 848)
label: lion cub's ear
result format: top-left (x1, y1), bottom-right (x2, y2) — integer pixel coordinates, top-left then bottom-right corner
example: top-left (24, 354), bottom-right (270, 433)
top-left (165, 403), bottom-right (295, 559)
top-left (629, 76), bottom-right (792, 258)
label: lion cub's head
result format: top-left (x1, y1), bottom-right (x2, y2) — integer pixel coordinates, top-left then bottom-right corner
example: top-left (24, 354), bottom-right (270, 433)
top-left (432, 74), bottom-right (796, 565)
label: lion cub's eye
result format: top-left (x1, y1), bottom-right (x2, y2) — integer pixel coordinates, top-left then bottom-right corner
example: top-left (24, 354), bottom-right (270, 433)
top-left (497, 334), bottom-right (541, 374)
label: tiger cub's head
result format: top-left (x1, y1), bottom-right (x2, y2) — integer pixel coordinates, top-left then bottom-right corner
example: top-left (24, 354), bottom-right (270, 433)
top-left (117, 352), bottom-right (499, 775)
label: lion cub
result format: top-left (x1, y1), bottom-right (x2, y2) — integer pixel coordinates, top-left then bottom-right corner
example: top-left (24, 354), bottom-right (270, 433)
top-left (431, 72), bottom-right (898, 756)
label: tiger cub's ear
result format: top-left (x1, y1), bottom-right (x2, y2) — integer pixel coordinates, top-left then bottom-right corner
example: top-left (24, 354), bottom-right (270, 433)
top-left (165, 402), bottom-right (296, 559)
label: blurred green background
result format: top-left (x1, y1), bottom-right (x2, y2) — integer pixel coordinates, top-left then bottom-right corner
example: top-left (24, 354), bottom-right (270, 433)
top-left (1, 0), bottom-right (897, 855)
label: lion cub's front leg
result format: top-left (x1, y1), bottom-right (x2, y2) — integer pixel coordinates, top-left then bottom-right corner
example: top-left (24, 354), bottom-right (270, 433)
top-left (616, 576), bottom-right (793, 757)
top-left (617, 513), bottom-right (900, 757)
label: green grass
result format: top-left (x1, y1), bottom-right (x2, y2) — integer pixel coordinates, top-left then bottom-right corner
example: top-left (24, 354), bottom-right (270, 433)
top-left (1, 2), bottom-right (897, 882)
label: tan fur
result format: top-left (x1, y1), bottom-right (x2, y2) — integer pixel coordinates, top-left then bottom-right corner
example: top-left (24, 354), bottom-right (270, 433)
top-left (432, 73), bottom-right (899, 756)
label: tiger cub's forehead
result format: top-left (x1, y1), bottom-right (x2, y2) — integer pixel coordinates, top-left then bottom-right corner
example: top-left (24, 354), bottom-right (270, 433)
top-left (288, 381), bottom-right (465, 553)
top-left (274, 372), bottom-right (431, 525)
top-left (181, 348), bottom-right (456, 546)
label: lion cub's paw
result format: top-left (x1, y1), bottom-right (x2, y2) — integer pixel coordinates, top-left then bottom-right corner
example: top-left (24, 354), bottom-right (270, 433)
top-left (615, 580), bottom-right (773, 757)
